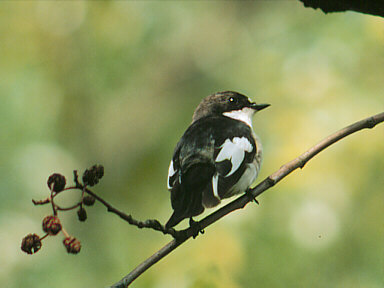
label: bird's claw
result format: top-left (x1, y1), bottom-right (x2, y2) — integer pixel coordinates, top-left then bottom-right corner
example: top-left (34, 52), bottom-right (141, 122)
top-left (245, 189), bottom-right (259, 205)
top-left (189, 218), bottom-right (204, 239)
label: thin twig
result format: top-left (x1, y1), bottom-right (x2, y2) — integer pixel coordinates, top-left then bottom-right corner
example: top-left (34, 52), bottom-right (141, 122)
top-left (50, 185), bottom-right (57, 216)
top-left (72, 171), bottom-right (180, 238)
top-left (110, 111), bottom-right (384, 288)
top-left (32, 197), bottom-right (51, 205)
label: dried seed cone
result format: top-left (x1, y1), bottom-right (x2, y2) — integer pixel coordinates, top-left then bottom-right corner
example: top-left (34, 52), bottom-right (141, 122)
top-left (42, 215), bottom-right (62, 235)
top-left (21, 233), bottom-right (42, 254)
top-left (77, 207), bottom-right (87, 222)
top-left (47, 173), bottom-right (66, 192)
top-left (82, 164), bottom-right (104, 186)
top-left (83, 195), bottom-right (96, 206)
top-left (94, 165), bottom-right (104, 179)
top-left (63, 236), bottom-right (81, 254)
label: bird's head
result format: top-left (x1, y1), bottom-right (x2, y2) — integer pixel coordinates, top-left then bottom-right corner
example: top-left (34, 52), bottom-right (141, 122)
top-left (192, 91), bottom-right (270, 126)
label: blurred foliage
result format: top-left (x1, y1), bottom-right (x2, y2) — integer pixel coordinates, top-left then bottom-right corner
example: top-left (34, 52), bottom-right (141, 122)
top-left (1, 1), bottom-right (383, 288)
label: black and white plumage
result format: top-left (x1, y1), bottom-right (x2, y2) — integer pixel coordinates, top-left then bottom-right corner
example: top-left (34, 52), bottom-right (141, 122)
top-left (165, 91), bottom-right (270, 228)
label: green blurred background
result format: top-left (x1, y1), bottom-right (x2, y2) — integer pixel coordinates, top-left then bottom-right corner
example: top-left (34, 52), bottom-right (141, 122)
top-left (1, 1), bottom-right (383, 287)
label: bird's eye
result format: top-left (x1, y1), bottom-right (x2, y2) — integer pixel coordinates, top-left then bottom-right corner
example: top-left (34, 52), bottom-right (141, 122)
top-left (229, 97), bottom-right (235, 103)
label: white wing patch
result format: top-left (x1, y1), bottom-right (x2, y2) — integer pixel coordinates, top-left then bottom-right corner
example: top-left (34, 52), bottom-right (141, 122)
top-left (167, 160), bottom-right (177, 189)
top-left (215, 137), bottom-right (253, 177)
top-left (212, 173), bottom-right (219, 199)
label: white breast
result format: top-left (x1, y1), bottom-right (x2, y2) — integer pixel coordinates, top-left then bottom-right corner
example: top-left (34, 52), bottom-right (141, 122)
top-left (226, 161), bottom-right (259, 198)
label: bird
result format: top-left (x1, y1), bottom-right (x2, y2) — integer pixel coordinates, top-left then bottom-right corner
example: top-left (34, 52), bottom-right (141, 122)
top-left (165, 91), bottom-right (270, 229)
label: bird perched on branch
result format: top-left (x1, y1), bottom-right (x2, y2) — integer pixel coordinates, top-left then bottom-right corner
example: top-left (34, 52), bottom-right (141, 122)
top-left (165, 91), bottom-right (270, 229)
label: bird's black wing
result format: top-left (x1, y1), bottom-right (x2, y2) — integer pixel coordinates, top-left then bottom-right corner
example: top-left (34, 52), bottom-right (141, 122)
top-left (165, 116), bottom-right (256, 228)
top-left (211, 132), bottom-right (257, 200)
top-left (165, 119), bottom-right (216, 228)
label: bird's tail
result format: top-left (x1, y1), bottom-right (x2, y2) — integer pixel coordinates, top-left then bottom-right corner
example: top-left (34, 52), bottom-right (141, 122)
top-left (165, 161), bottom-right (215, 229)
top-left (165, 211), bottom-right (184, 229)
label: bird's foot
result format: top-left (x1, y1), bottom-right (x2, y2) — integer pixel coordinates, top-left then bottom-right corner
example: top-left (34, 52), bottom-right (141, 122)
top-left (189, 218), bottom-right (204, 239)
top-left (245, 188), bottom-right (259, 205)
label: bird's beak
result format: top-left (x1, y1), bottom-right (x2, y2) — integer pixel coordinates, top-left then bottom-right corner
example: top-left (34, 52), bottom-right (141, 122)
top-left (250, 103), bottom-right (270, 111)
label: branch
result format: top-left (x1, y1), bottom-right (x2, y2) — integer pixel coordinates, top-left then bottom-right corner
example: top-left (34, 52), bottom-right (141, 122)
top-left (71, 171), bottom-right (179, 238)
top-left (26, 166), bottom-right (183, 257)
top-left (299, 0), bottom-right (384, 18)
top-left (83, 185), bottom-right (179, 237)
top-left (110, 111), bottom-right (384, 288)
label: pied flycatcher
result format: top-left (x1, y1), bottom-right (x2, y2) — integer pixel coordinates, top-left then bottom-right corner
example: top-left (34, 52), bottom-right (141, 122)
top-left (166, 91), bottom-right (270, 228)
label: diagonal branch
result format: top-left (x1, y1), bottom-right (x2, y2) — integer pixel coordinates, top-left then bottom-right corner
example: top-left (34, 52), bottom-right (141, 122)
top-left (110, 111), bottom-right (384, 288)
